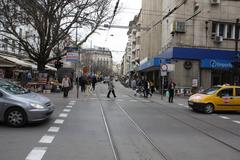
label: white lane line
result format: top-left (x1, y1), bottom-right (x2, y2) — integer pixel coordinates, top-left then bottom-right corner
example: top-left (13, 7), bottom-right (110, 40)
top-left (130, 100), bottom-right (138, 102)
top-left (141, 100), bottom-right (150, 103)
top-left (66, 105), bottom-right (72, 108)
top-left (54, 119), bottom-right (64, 124)
top-left (59, 113), bottom-right (68, 118)
top-left (233, 120), bottom-right (240, 124)
top-left (184, 105), bottom-right (189, 108)
top-left (25, 147), bottom-right (47, 160)
top-left (219, 116), bottom-right (230, 120)
top-left (39, 135), bottom-right (55, 144)
top-left (63, 109), bottom-right (71, 112)
top-left (116, 99), bottom-right (123, 102)
top-left (48, 127), bottom-right (60, 133)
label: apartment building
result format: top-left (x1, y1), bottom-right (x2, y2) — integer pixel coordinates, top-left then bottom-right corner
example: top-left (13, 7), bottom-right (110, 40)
top-left (79, 47), bottom-right (113, 76)
top-left (139, 0), bottom-right (240, 90)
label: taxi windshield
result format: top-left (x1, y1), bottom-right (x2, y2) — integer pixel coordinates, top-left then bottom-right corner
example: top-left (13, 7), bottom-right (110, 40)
top-left (201, 86), bottom-right (221, 95)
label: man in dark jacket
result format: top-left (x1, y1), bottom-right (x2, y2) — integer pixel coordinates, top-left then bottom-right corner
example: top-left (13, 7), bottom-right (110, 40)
top-left (168, 80), bottom-right (176, 103)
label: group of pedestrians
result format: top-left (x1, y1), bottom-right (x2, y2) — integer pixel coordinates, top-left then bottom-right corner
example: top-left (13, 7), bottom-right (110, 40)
top-left (132, 78), bottom-right (152, 98)
top-left (131, 77), bottom-right (176, 102)
top-left (78, 75), bottom-right (97, 96)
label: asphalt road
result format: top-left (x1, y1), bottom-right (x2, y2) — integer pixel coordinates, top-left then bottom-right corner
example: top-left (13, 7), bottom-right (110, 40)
top-left (0, 81), bottom-right (240, 160)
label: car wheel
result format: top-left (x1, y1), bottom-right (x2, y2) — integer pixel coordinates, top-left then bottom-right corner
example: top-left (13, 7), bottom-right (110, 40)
top-left (5, 107), bottom-right (27, 127)
top-left (205, 103), bottom-right (214, 114)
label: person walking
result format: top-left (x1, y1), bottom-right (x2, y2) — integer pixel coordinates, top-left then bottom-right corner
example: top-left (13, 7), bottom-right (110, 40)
top-left (168, 80), bottom-right (176, 103)
top-left (107, 76), bottom-right (116, 98)
top-left (62, 75), bottom-right (71, 97)
top-left (91, 76), bottom-right (97, 91)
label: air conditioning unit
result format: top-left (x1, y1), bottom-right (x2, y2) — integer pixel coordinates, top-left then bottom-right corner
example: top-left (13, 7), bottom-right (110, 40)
top-left (170, 21), bottom-right (186, 33)
top-left (210, 0), bottom-right (220, 5)
top-left (214, 36), bottom-right (223, 43)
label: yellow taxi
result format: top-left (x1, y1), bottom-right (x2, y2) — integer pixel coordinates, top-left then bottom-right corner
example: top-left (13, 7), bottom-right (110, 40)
top-left (188, 85), bottom-right (240, 113)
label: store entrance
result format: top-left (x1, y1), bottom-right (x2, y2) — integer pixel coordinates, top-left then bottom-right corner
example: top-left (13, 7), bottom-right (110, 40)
top-left (212, 70), bottom-right (234, 85)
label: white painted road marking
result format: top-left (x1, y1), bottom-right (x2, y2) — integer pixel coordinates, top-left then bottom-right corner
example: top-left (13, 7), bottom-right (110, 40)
top-left (59, 113), bottom-right (68, 118)
top-left (130, 100), bottom-right (138, 102)
top-left (178, 103), bottom-right (184, 106)
top-left (25, 147), bottom-right (47, 160)
top-left (63, 109), bottom-right (71, 112)
top-left (54, 119), bottom-right (64, 124)
top-left (48, 127), bottom-right (60, 133)
top-left (219, 116), bottom-right (230, 120)
top-left (184, 105), bottom-right (189, 108)
top-left (66, 105), bottom-right (72, 108)
top-left (116, 99), bottom-right (123, 102)
top-left (141, 100), bottom-right (150, 103)
top-left (39, 135), bottom-right (55, 144)
top-left (233, 120), bottom-right (240, 124)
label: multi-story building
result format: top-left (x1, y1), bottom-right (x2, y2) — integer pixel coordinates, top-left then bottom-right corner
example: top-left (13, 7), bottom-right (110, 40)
top-left (79, 46), bottom-right (113, 76)
top-left (139, 0), bottom-right (240, 91)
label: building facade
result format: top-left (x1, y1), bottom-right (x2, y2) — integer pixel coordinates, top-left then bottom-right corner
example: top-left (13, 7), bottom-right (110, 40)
top-left (138, 0), bottom-right (240, 92)
top-left (79, 47), bottom-right (113, 76)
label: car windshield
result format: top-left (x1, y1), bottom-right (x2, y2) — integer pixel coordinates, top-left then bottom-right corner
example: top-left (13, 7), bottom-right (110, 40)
top-left (200, 86), bottom-right (221, 95)
top-left (0, 83), bottom-right (30, 94)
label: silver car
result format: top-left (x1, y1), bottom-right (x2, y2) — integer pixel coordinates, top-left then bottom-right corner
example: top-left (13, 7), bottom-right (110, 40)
top-left (0, 79), bottom-right (54, 127)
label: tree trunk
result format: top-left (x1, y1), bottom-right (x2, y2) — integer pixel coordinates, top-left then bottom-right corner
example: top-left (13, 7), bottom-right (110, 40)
top-left (37, 62), bottom-right (46, 72)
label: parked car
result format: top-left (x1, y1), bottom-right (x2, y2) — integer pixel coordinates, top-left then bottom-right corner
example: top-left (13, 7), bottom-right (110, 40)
top-left (188, 85), bottom-right (240, 113)
top-left (0, 79), bottom-right (54, 127)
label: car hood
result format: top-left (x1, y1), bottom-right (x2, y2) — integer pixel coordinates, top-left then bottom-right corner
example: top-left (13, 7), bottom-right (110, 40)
top-left (189, 93), bottom-right (209, 102)
top-left (10, 92), bottom-right (50, 105)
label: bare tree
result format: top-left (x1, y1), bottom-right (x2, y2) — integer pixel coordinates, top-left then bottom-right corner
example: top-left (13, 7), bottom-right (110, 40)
top-left (0, 0), bottom-right (118, 71)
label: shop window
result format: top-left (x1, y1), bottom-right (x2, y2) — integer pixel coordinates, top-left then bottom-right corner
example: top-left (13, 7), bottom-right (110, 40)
top-left (235, 88), bottom-right (240, 96)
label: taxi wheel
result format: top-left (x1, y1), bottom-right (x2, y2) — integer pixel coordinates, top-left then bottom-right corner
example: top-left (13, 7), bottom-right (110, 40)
top-left (204, 104), bottom-right (214, 114)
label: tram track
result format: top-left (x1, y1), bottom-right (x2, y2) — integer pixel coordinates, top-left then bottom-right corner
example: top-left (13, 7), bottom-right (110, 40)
top-left (94, 83), bottom-right (240, 160)
top-left (96, 86), bottom-right (171, 160)
top-left (121, 87), bottom-right (240, 153)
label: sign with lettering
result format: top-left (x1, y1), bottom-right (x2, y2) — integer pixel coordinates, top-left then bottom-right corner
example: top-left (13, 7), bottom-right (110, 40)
top-left (201, 59), bottom-right (233, 69)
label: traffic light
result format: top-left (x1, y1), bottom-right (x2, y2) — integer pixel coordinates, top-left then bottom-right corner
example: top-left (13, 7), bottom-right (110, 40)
top-left (55, 59), bottom-right (63, 69)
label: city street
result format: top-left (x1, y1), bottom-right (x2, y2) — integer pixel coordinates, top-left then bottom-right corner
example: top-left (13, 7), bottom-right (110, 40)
top-left (1, 82), bottom-right (240, 160)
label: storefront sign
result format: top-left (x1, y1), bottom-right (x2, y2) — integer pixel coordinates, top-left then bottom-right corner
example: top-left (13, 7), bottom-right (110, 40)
top-left (201, 59), bottom-right (233, 69)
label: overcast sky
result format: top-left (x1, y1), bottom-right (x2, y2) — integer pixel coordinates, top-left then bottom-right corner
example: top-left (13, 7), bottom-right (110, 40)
top-left (85, 0), bottom-right (142, 64)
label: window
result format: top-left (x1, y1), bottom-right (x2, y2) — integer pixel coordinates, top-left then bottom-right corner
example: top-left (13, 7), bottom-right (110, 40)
top-left (219, 24), bottom-right (225, 37)
top-left (217, 88), bottom-right (233, 97)
top-left (227, 24), bottom-right (233, 39)
top-left (236, 88), bottom-right (240, 96)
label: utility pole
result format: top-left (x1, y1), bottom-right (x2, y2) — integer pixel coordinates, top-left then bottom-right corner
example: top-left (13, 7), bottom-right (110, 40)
top-left (234, 18), bottom-right (240, 85)
top-left (75, 24), bottom-right (80, 98)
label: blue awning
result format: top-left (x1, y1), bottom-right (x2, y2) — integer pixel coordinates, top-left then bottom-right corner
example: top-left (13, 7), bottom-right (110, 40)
top-left (139, 57), bottom-right (160, 71)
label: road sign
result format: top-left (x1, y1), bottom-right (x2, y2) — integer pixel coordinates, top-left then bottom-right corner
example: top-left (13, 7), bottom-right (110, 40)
top-left (64, 47), bottom-right (79, 51)
top-left (161, 71), bottom-right (167, 76)
top-left (66, 52), bottom-right (80, 62)
top-left (161, 64), bottom-right (168, 71)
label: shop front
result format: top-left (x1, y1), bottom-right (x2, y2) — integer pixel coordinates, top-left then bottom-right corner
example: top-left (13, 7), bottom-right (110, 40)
top-left (138, 56), bottom-right (161, 91)
top-left (159, 47), bottom-right (237, 91)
